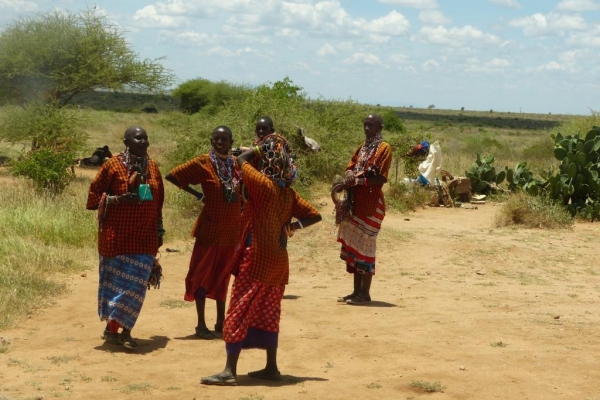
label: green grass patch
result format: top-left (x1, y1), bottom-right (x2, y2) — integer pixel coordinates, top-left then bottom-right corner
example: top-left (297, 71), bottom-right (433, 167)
top-left (159, 299), bottom-right (193, 309)
top-left (409, 380), bottom-right (446, 393)
top-left (0, 181), bottom-right (96, 330)
top-left (120, 382), bottom-right (156, 394)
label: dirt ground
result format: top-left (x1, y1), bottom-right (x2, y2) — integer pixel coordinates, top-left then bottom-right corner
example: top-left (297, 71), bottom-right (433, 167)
top-left (2, 172), bottom-right (600, 399)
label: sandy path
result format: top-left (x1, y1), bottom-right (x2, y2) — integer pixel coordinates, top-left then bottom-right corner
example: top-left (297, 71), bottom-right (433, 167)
top-left (1, 200), bottom-right (600, 400)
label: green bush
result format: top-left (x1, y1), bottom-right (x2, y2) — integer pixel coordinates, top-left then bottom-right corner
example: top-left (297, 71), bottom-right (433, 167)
top-left (382, 109), bottom-right (406, 134)
top-left (163, 78), bottom-right (371, 193)
top-left (0, 102), bottom-right (86, 194)
top-left (494, 192), bottom-right (572, 229)
top-left (11, 149), bottom-right (76, 195)
top-left (172, 78), bottom-right (250, 114)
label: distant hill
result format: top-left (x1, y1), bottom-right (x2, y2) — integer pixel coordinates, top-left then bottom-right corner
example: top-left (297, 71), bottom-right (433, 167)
top-left (69, 90), bottom-right (180, 113)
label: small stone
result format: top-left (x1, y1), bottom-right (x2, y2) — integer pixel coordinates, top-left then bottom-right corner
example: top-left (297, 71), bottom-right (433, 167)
top-left (476, 271), bottom-right (485, 275)
top-left (554, 315), bottom-right (560, 320)
top-left (460, 365), bottom-right (466, 370)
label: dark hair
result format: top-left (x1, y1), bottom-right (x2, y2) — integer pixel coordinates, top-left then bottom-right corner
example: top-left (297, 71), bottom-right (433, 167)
top-left (257, 116), bottom-right (274, 129)
top-left (213, 125), bottom-right (233, 140)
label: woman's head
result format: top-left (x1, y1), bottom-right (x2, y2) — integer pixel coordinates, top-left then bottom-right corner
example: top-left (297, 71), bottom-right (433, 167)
top-left (211, 125), bottom-right (234, 156)
top-left (363, 114), bottom-right (383, 138)
top-left (257, 134), bottom-right (297, 186)
top-left (124, 126), bottom-right (149, 157)
top-left (255, 116), bottom-right (275, 141)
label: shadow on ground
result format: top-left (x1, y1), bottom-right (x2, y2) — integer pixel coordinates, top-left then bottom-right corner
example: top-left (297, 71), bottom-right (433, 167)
top-left (95, 335), bottom-right (170, 354)
top-left (236, 374), bottom-right (328, 387)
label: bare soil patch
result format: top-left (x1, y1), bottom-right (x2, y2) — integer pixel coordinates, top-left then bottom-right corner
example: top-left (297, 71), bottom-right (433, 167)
top-left (2, 199), bottom-right (600, 399)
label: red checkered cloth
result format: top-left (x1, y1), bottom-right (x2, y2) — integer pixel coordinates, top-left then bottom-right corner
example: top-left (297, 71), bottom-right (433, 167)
top-left (223, 245), bottom-right (285, 344)
top-left (86, 156), bottom-right (164, 257)
top-left (168, 154), bottom-right (241, 246)
top-left (239, 162), bottom-right (320, 286)
top-left (346, 142), bottom-right (392, 218)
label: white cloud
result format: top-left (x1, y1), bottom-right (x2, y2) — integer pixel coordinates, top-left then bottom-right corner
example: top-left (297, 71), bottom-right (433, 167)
top-left (361, 10), bottom-right (410, 36)
top-left (538, 61), bottom-right (565, 71)
top-left (510, 12), bottom-right (587, 36)
top-left (465, 57), bottom-right (511, 73)
top-left (565, 26), bottom-right (600, 46)
top-left (317, 43), bottom-right (337, 57)
top-left (389, 53), bottom-right (409, 63)
top-left (559, 49), bottom-right (589, 63)
top-left (164, 31), bottom-right (217, 45)
top-left (207, 46), bottom-right (235, 57)
top-left (556, 0), bottom-right (600, 11)
top-left (486, 58), bottom-right (510, 68)
top-left (419, 10), bottom-right (451, 25)
top-left (378, 0), bottom-right (438, 9)
top-left (343, 52), bottom-right (382, 65)
top-left (0, 0), bottom-right (37, 12)
top-left (415, 25), bottom-right (501, 46)
top-left (133, 5), bottom-right (189, 28)
top-left (422, 59), bottom-right (440, 71)
top-left (490, 0), bottom-right (522, 9)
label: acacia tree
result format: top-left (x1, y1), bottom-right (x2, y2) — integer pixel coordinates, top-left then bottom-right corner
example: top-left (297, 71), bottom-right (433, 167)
top-left (0, 9), bottom-right (174, 106)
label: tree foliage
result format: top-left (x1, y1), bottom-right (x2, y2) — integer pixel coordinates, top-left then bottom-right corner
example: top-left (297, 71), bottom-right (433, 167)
top-left (172, 78), bottom-right (250, 114)
top-left (0, 9), bottom-right (173, 106)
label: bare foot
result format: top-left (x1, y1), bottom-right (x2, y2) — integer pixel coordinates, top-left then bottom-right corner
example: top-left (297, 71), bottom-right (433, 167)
top-left (248, 368), bottom-right (282, 381)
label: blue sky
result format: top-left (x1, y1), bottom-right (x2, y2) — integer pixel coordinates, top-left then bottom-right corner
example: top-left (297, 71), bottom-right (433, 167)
top-left (1, 0), bottom-right (599, 115)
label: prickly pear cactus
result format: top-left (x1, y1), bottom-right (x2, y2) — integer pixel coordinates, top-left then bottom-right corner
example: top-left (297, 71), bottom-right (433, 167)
top-left (465, 153), bottom-right (506, 194)
top-left (547, 126), bottom-right (600, 220)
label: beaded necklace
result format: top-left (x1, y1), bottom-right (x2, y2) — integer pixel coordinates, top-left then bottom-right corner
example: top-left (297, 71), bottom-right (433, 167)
top-left (119, 150), bottom-right (149, 189)
top-left (209, 148), bottom-right (240, 203)
top-left (353, 132), bottom-right (383, 174)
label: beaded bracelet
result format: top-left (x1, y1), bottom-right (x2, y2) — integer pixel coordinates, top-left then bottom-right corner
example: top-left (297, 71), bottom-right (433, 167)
top-left (253, 146), bottom-right (263, 157)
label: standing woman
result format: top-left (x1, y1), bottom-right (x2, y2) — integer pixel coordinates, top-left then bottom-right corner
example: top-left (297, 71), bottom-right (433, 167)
top-left (201, 133), bottom-right (322, 386)
top-left (165, 126), bottom-right (242, 340)
top-left (86, 126), bottom-right (165, 349)
top-left (337, 114), bottom-right (392, 305)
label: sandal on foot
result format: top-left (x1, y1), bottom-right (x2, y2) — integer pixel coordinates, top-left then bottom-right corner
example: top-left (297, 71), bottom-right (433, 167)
top-left (103, 332), bottom-right (121, 345)
top-left (248, 369), bottom-right (282, 381)
top-left (337, 293), bottom-right (357, 303)
top-left (195, 327), bottom-right (216, 340)
top-left (200, 373), bottom-right (237, 386)
top-left (118, 332), bottom-right (138, 349)
top-left (346, 294), bottom-right (371, 305)
top-left (214, 323), bottom-right (223, 333)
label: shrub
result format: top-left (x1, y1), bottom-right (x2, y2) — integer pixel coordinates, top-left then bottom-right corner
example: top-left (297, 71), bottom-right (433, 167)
top-left (382, 109), bottom-right (406, 134)
top-left (11, 149), bottom-right (76, 195)
top-left (494, 192), bottom-right (572, 229)
top-left (172, 78), bottom-right (249, 114)
top-left (0, 102), bottom-right (86, 195)
top-left (385, 181), bottom-right (431, 213)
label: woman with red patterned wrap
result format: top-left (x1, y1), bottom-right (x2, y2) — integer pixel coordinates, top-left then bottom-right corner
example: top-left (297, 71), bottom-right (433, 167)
top-left (86, 126), bottom-right (165, 349)
top-left (201, 131), bottom-right (322, 386)
top-left (337, 114), bottom-right (392, 305)
top-left (165, 126), bottom-right (242, 340)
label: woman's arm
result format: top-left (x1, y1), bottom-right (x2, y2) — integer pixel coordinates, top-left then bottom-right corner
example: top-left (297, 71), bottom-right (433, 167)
top-left (165, 173), bottom-right (204, 201)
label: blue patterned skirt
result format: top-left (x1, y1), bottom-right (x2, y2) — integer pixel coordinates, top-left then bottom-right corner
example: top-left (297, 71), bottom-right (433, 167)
top-left (98, 254), bottom-right (153, 330)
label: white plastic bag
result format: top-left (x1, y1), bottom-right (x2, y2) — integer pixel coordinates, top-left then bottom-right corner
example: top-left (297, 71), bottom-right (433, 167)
top-left (417, 141), bottom-right (442, 186)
